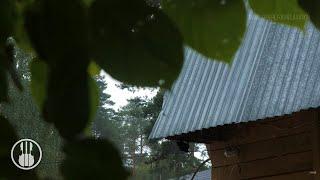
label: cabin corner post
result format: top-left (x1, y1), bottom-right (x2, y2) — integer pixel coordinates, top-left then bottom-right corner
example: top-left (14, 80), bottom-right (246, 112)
top-left (314, 109), bottom-right (320, 180)
top-left (206, 144), bottom-right (214, 180)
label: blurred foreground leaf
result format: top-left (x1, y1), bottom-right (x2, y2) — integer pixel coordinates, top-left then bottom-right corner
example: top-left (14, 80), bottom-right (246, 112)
top-left (30, 60), bottom-right (99, 138)
top-left (43, 66), bottom-right (90, 139)
top-left (14, 0), bottom-right (36, 53)
top-left (61, 139), bottom-right (129, 180)
top-left (24, 0), bottom-right (89, 62)
top-left (0, 0), bottom-right (16, 41)
top-left (0, 55), bottom-right (8, 102)
top-left (90, 0), bottom-right (183, 88)
top-left (0, 0), bottom-right (18, 102)
top-left (30, 59), bottom-right (47, 109)
top-left (298, 0), bottom-right (320, 29)
top-left (88, 61), bottom-right (100, 76)
top-left (249, 0), bottom-right (307, 30)
top-left (25, 0), bottom-right (90, 139)
top-left (89, 77), bottom-right (99, 124)
top-left (161, 0), bottom-right (246, 63)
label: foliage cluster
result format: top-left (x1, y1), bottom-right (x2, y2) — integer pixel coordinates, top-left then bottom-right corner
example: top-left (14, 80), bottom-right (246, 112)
top-left (1, 0), bottom-right (320, 179)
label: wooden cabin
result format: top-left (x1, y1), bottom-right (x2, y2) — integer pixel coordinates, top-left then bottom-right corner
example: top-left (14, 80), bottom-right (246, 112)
top-left (149, 10), bottom-right (320, 180)
top-left (167, 109), bottom-right (319, 180)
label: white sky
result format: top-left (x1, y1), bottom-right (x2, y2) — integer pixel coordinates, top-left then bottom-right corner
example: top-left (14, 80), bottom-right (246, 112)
top-left (100, 71), bottom-right (158, 110)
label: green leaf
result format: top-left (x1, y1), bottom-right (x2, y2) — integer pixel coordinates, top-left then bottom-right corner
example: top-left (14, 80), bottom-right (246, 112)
top-left (82, 0), bottom-right (94, 7)
top-left (88, 61), bottom-right (100, 77)
top-left (249, 0), bottom-right (308, 30)
top-left (0, 54), bottom-right (8, 102)
top-left (161, 0), bottom-right (246, 63)
top-left (0, 116), bottom-right (39, 179)
top-left (61, 139), bottom-right (130, 180)
top-left (89, 77), bottom-right (99, 125)
top-left (298, 0), bottom-right (320, 30)
top-left (89, 0), bottom-right (183, 88)
top-left (30, 59), bottom-right (48, 109)
top-left (0, 0), bottom-right (17, 102)
top-left (43, 64), bottom-right (90, 139)
top-left (25, 0), bottom-right (89, 62)
top-left (31, 59), bottom-right (99, 137)
top-left (25, 0), bottom-right (91, 139)
top-left (0, 0), bottom-right (17, 41)
top-left (14, 0), bottom-right (36, 53)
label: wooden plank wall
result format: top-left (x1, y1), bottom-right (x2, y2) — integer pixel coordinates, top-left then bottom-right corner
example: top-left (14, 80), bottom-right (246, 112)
top-left (313, 109), bottom-right (320, 180)
top-left (207, 109), bottom-right (319, 180)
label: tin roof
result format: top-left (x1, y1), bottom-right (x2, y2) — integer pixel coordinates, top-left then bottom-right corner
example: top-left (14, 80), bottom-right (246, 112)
top-left (176, 169), bottom-right (211, 180)
top-left (150, 10), bottom-right (320, 139)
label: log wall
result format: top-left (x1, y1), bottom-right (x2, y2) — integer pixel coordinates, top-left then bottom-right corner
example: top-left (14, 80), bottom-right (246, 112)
top-left (206, 109), bottom-right (319, 180)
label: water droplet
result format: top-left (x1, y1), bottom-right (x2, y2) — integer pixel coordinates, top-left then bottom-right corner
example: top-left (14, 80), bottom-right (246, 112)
top-left (222, 38), bottom-right (229, 44)
top-left (158, 79), bottom-right (165, 86)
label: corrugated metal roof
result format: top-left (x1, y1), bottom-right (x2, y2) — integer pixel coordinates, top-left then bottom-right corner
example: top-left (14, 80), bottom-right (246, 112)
top-left (150, 10), bottom-right (320, 139)
top-left (176, 169), bottom-right (211, 180)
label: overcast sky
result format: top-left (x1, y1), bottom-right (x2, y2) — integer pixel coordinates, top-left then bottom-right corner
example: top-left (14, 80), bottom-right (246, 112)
top-left (101, 71), bottom-right (158, 110)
